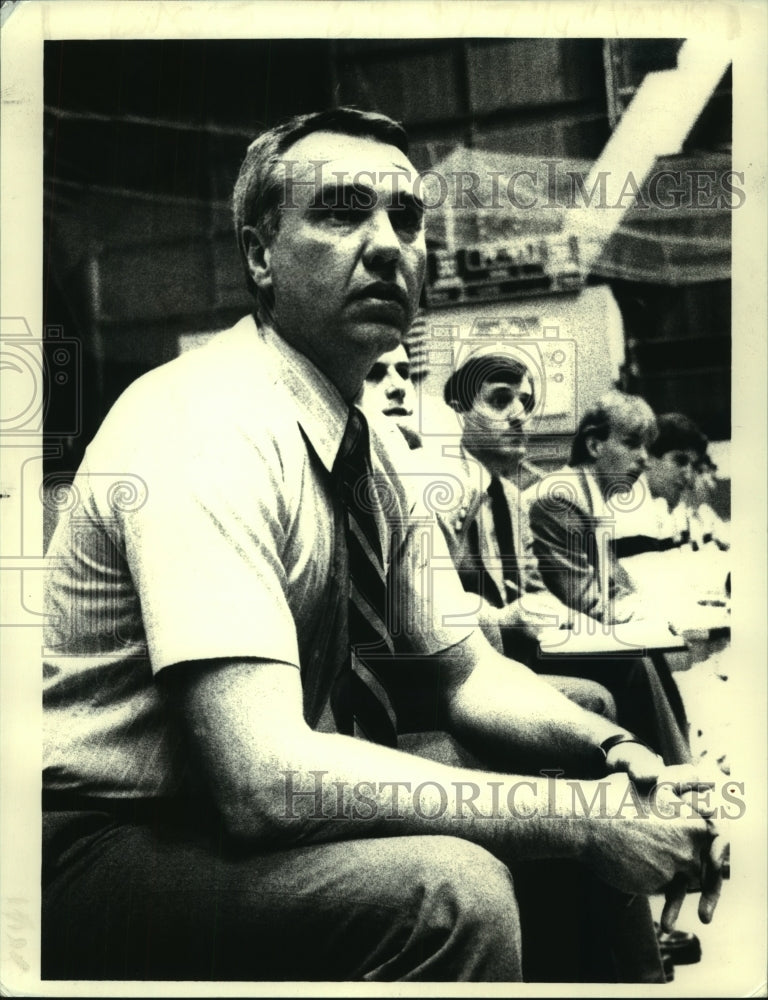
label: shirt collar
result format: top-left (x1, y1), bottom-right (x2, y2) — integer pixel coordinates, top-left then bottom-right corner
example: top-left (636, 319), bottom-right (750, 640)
top-left (254, 318), bottom-right (350, 474)
top-left (581, 466), bottom-right (611, 518)
top-left (459, 444), bottom-right (492, 492)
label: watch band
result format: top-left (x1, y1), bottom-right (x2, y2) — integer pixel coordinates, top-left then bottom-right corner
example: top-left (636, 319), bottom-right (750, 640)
top-left (598, 733), bottom-right (656, 762)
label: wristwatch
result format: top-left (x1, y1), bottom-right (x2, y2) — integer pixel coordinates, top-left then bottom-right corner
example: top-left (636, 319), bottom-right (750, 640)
top-left (597, 733), bottom-right (658, 770)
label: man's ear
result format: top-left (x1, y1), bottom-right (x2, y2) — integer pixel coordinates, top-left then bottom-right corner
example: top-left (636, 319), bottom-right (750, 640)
top-left (242, 225), bottom-right (272, 292)
top-left (446, 398), bottom-right (464, 414)
top-left (585, 434), bottom-right (603, 461)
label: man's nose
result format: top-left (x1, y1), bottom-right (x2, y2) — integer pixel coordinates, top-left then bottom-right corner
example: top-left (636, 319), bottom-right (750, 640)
top-left (363, 208), bottom-right (401, 266)
top-left (637, 445), bottom-right (649, 467)
top-left (507, 406), bottom-right (529, 428)
top-left (384, 375), bottom-right (405, 400)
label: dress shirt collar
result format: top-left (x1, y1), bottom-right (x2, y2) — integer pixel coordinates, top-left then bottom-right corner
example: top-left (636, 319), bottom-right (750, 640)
top-left (580, 465), bottom-right (612, 519)
top-left (242, 315), bottom-right (350, 474)
top-left (458, 444), bottom-right (492, 493)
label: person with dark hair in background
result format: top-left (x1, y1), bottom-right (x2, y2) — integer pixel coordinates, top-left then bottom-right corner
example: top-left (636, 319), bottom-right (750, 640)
top-left (360, 341), bottom-right (423, 449)
top-left (610, 413), bottom-right (732, 790)
top-left (613, 412), bottom-right (708, 560)
top-left (362, 342), bottom-right (619, 723)
top-left (42, 108), bottom-right (725, 984)
top-left (647, 413), bottom-right (708, 519)
top-left (438, 344), bottom-right (618, 718)
top-left (612, 412), bottom-right (728, 614)
top-left (686, 451), bottom-right (730, 553)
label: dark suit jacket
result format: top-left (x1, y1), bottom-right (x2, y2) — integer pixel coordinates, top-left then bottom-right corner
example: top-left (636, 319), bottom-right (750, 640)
top-left (439, 457), bottom-right (545, 610)
top-left (436, 453), bottom-right (552, 663)
top-left (526, 465), bottom-right (635, 622)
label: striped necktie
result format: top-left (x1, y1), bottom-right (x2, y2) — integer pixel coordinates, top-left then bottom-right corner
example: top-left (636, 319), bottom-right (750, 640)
top-left (330, 406), bottom-right (398, 746)
top-left (486, 475), bottom-right (521, 602)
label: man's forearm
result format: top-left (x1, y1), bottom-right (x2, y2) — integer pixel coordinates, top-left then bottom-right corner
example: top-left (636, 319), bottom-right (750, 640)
top-left (213, 726), bottom-right (714, 915)
top-left (256, 728), bottom-right (589, 863)
top-left (474, 599), bottom-right (511, 652)
top-left (173, 657), bottom-right (715, 912)
top-left (442, 632), bottom-right (627, 770)
top-left (173, 655), bottom-right (591, 856)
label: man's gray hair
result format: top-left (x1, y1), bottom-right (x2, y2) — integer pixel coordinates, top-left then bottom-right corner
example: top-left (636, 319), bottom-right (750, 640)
top-left (232, 107), bottom-right (409, 318)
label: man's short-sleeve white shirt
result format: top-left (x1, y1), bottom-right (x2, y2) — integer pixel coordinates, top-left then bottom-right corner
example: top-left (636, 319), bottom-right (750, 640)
top-left (43, 316), bottom-right (477, 797)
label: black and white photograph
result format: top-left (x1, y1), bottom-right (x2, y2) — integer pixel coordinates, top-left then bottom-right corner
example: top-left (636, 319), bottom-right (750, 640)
top-left (1, 1), bottom-right (766, 995)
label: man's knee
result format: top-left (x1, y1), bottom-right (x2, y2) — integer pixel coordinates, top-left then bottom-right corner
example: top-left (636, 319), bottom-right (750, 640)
top-left (396, 836), bottom-right (522, 981)
top-left (545, 675), bottom-right (618, 721)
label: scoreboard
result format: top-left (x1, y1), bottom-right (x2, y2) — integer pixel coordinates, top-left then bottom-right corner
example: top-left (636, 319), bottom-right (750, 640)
top-left (425, 233), bottom-right (584, 308)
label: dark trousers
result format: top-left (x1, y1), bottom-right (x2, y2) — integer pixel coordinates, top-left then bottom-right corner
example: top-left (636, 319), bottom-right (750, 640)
top-left (42, 782), bottom-right (664, 983)
top-left (42, 802), bottom-right (523, 982)
top-left (502, 630), bottom-right (619, 728)
top-left (533, 655), bottom-right (692, 765)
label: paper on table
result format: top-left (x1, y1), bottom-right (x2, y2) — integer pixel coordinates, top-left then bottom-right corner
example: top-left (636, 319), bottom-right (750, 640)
top-left (537, 619), bottom-right (689, 657)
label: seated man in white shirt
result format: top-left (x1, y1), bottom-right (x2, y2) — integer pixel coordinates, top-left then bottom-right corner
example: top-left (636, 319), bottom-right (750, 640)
top-left (43, 109), bottom-right (724, 985)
